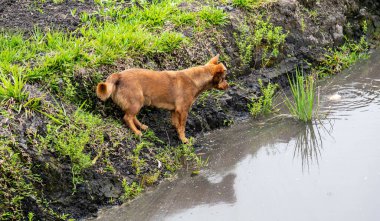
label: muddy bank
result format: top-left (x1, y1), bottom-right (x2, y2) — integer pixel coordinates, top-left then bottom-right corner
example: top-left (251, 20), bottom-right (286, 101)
top-left (1, 0), bottom-right (380, 220)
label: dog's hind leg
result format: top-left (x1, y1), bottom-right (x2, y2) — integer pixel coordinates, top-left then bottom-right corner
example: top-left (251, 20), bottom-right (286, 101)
top-left (133, 117), bottom-right (148, 131)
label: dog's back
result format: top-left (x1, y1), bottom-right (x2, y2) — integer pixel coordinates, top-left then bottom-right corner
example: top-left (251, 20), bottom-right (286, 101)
top-left (97, 69), bottom-right (196, 111)
top-left (120, 69), bottom-right (176, 110)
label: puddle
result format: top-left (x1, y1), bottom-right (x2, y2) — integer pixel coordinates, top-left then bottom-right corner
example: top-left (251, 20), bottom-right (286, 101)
top-left (90, 49), bottom-right (380, 221)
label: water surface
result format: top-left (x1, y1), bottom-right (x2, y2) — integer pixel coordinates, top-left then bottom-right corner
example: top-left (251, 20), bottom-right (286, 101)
top-left (92, 49), bottom-right (380, 221)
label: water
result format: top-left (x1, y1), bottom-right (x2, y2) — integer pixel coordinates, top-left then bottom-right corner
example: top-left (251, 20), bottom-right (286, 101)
top-left (92, 49), bottom-right (380, 221)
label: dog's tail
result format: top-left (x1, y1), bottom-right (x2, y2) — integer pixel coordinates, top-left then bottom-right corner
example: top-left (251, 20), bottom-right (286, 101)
top-left (96, 73), bottom-right (119, 101)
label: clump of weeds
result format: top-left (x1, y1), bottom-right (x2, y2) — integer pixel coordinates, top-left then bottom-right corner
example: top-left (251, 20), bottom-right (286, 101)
top-left (284, 68), bottom-right (318, 122)
top-left (248, 79), bottom-right (278, 117)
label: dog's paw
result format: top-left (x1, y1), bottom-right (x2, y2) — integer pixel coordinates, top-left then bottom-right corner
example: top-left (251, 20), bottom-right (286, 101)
top-left (140, 124), bottom-right (149, 131)
top-left (135, 130), bottom-right (143, 137)
top-left (181, 137), bottom-right (189, 144)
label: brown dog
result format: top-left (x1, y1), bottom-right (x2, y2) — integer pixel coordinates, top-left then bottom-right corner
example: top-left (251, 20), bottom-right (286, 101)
top-left (96, 54), bottom-right (228, 143)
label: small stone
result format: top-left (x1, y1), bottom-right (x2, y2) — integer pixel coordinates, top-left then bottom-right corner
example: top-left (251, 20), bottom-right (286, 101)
top-left (359, 8), bottom-right (368, 17)
top-left (328, 94), bottom-right (341, 101)
top-left (307, 35), bottom-right (318, 44)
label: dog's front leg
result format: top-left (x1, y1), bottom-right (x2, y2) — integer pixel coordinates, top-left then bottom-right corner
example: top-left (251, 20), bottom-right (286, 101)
top-left (171, 111), bottom-right (179, 128)
top-left (133, 117), bottom-right (148, 130)
top-left (173, 109), bottom-right (189, 143)
top-left (123, 114), bottom-right (142, 136)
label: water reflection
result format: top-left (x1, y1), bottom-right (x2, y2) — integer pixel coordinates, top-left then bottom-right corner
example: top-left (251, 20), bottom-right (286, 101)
top-left (174, 173), bottom-right (237, 206)
top-left (292, 120), bottom-right (334, 171)
top-left (93, 172), bottom-right (237, 221)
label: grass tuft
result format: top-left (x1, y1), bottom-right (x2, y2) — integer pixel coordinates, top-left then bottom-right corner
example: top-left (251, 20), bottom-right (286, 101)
top-left (38, 105), bottom-right (104, 190)
top-left (0, 145), bottom-right (40, 221)
top-left (232, 0), bottom-right (274, 9)
top-left (199, 6), bottom-right (228, 26)
top-left (248, 79), bottom-right (278, 117)
top-left (0, 0), bottom-right (198, 104)
top-left (284, 68), bottom-right (317, 122)
top-left (317, 36), bottom-right (369, 77)
top-left (0, 66), bottom-right (27, 102)
top-left (234, 17), bottom-right (287, 67)
top-left (121, 179), bottom-right (143, 201)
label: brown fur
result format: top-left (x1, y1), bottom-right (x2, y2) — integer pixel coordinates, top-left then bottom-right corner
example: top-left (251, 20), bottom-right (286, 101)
top-left (96, 55), bottom-right (229, 143)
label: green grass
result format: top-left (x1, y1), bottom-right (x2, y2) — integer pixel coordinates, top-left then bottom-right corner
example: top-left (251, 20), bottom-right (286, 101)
top-left (316, 19), bottom-right (369, 77)
top-left (129, 140), bottom-right (152, 176)
top-left (234, 24), bottom-right (254, 66)
top-left (0, 0), bottom-right (231, 106)
top-left (197, 89), bottom-right (225, 106)
top-left (248, 79), bottom-right (278, 117)
top-left (141, 170), bottom-right (161, 186)
top-left (38, 105), bottom-right (104, 190)
top-left (284, 68), bottom-right (316, 122)
top-left (199, 6), bottom-right (228, 26)
top-left (232, 0), bottom-right (274, 9)
top-left (121, 179), bottom-right (143, 201)
top-left (307, 9), bottom-right (318, 21)
top-left (172, 11), bottom-right (197, 27)
top-left (254, 18), bottom-right (287, 66)
top-left (0, 144), bottom-right (40, 221)
top-left (300, 17), bottom-right (306, 32)
top-left (234, 17), bottom-right (287, 67)
top-left (0, 138), bottom-right (72, 220)
top-left (316, 36), bottom-right (369, 77)
top-left (232, 0), bottom-right (252, 8)
top-left (155, 146), bottom-right (183, 173)
top-left (155, 137), bottom-right (207, 174)
top-left (119, 136), bottom-right (207, 201)
top-left (179, 139), bottom-right (209, 169)
top-left (0, 66), bottom-right (27, 102)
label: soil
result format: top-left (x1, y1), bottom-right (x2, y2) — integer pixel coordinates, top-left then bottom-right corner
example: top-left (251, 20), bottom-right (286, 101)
top-left (1, 0), bottom-right (380, 220)
top-left (0, 0), bottom-right (104, 32)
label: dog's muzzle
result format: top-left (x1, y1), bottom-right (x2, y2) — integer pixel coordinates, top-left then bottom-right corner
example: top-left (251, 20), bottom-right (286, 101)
top-left (217, 80), bottom-right (229, 90)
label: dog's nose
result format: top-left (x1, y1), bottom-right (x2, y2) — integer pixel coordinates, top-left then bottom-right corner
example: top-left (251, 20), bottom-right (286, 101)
top-left (223, 82), bottom-right (229, 90)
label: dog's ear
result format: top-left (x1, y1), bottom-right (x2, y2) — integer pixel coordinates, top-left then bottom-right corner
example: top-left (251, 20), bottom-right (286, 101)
top-left (212, 63), bottom-right (224, 76)
top-left (207, 54), bottom-right (220, 65)
top-left (212, 64), bottom-right (225, 83)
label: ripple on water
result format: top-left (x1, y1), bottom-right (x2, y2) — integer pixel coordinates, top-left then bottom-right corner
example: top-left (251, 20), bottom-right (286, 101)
top-left (320, 77), bottom-right (380, 117)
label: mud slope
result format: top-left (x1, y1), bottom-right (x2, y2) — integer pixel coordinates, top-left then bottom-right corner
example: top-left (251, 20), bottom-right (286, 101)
top-left (0, 0), bottom-right (379, 220)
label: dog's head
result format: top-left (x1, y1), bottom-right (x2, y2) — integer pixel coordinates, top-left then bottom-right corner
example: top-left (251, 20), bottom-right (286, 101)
top-left (207, 54), bottom-right (229, 90)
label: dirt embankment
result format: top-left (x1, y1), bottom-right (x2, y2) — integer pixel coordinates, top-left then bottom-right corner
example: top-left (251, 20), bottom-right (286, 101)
top-left (0, 0), bottom-right (379, 220)
top-left (0, 0), bottom-right (99, 32)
